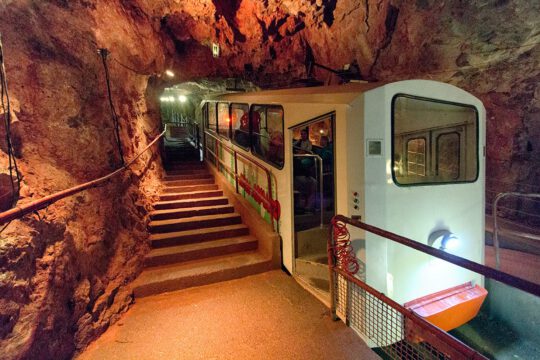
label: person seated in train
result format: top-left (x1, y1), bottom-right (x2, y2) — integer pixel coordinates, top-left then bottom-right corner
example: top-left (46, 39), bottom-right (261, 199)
top-left (293, 129), bottom-right (312, 154)
top-left (233, 113), bottom-right (250, 148)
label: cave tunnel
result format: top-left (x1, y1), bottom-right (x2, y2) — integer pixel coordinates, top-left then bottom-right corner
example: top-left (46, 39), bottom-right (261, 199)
top-left (0, 1), bottom-right (539, 359)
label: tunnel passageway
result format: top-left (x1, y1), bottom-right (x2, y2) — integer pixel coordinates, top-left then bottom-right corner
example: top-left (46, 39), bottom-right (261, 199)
top-left (78, 271), bottom-right (379, 360)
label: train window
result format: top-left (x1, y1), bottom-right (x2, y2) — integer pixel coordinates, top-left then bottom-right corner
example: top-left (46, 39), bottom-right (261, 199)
top-left (251, 105), bottom-right (284, 169)
top-left (392, 95), bottom-right (478, 185)
top-left (231, 103), bottom-right (250, 149)
top-left (217, 102), bottom-right (230, 138)
top-left (406, 138), bottom-right (426, 176)
top-left (207, 102), bottom-right (217, 132)
top-left (437, 132), bottom-right (460, 180)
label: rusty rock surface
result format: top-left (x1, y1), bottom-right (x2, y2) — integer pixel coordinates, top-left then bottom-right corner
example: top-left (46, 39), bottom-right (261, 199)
top-left (0, 0), bottom-right (538, 359)
top-left (0, 1), bottom-right (169, 359)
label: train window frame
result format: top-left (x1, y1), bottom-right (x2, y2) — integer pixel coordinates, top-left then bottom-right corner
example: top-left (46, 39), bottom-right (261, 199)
top-left (217, 102), bottom-right (231, 140)
top-left (436, 131), bottom-right (461, 180)
top-left (391, 94), bottom-right (479, 187)
top-left (249, 104), bottom-right (285, 170)
top-left (406, 137), bottom-right (427, 177)
top-left (230, 102), bottom-right (251, 151)
top-left (205, 101), bottom-right (218, 133)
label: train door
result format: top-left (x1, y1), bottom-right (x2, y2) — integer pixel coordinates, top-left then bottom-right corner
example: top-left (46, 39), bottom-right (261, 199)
top-left (290, 113), bottom-right (335, 300)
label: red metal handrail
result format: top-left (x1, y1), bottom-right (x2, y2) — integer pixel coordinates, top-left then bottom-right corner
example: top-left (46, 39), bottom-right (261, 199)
top-left (332, 215), bottom-right (540, 298)
top-left (204, 130), bottom-right (278, 229)
top-left (328, 216), bottom-right (489, 359)
top-left (0, 127), bottom-right (166, 225)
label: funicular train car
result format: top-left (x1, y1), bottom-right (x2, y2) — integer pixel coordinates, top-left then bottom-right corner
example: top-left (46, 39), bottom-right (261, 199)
top-left (200, 80), bottom-right (487, 333)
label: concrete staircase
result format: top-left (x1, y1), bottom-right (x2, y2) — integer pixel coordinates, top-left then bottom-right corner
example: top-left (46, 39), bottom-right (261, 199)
top-left (133, 160), bottom-right (272, 297)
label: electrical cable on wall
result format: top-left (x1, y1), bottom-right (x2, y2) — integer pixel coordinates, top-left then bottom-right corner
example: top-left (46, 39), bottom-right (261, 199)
top-left (98, 48), bottom-right (125, 166)
top-left (112, 57), bottom-right (153, 76)
top-left (0, 34), bottom-right (22, 210)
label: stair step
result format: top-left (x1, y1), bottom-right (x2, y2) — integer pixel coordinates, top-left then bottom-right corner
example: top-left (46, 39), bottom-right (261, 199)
top-left (153, 196), bottom-right (229, 210)
top-left (149, 213), bottom-right (242, 233)
top-left (166, 161), bottom-right (203, 169)
top-left (166, 164), bottom-right (206, 170)
top-left (163, 178), bottom-right (214, 187)
top-left (133, 251), bottom-right (272, 297)
top-left (163, 184), bottom-right (218, 194)
top-left (150, 204), bottom-right (234, 221)
top-left (159, 190), bottom-right (223, 201)
top-left (144, 236), bottom-right (258, 267)
top-left (150, 224), bottom-right (249, 248)
top-left (163, 173), bottom-right (213, 181)
top-left (166, 168), bottom-right (209, 176)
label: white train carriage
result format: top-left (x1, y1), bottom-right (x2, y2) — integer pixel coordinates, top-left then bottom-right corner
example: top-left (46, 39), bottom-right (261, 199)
top-left (201, 80), bottom-right (486, 328)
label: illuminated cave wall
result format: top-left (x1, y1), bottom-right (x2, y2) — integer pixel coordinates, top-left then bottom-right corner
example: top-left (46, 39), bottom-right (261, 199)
top-left (0, 0), bottom-right (538, 359)
top-left (0, 1), bottom-right (170, 358)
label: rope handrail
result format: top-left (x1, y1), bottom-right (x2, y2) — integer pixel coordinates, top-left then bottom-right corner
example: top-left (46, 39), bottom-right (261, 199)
top-left (0, 127), bottom-right (166, 226)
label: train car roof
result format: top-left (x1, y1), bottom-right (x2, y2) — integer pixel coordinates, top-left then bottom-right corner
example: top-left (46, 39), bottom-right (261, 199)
top-left (206, 81), bottom-right (386, 105)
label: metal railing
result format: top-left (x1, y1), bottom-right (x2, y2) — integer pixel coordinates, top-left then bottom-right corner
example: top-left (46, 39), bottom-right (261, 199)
top-left (187, 122), bottom-right (201, 151)
top-left (328, 215), bottom-right (540, 359)
top-left (492, 192), bottom-right (540, 269)
top-left (0, 127), bottom-right (166, 225)
top-left (204, 130), bottom-right (278, 229)
top-left (293, 153), bottom-right (324, 228)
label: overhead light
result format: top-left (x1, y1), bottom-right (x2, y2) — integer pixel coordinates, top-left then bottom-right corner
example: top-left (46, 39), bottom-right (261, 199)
top-left (160, 96), bottom-right (168, 102)
top-left (168, 96), bottom-right (175, 102)
top-left (165, 69), bottom-right (175, 78)
top-left (319, 129), bottom-right (325, 134)
top-left (178, 95), bottom-right (187, 103)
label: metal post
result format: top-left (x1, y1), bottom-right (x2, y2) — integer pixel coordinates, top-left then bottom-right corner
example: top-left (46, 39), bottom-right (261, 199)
top-left (318, 157), bottom-right (324, 229)
top-left (327, 222), bottom-right (338, 320)
top-left (492, 193), bottom-right (503, 270)
top-left (267, 172), bottom-right (274, 230)
top-left (195, 125), bottom-right (199, 148)
top-left (234, 152), bottom-right (239, 194)
top-left (492, 192), bottom-right (540, 270)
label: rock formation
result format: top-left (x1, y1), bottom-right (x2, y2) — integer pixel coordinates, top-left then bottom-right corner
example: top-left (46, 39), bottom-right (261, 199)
top-left (0, 1), bottom-right (538, 359)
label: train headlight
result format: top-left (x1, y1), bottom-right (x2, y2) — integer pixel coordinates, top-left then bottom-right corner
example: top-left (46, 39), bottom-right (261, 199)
top-left (428, 229), bottom-right (459, 252)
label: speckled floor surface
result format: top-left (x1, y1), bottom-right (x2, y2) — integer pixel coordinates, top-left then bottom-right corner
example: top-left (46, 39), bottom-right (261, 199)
top-left (77, 270), bottom-right (379, 360)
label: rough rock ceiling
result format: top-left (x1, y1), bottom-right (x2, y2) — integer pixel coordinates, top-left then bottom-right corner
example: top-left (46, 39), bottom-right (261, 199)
top-left (157, 0), bottom-right (540, 216)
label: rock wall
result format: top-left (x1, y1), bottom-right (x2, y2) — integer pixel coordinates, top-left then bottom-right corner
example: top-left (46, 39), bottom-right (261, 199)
top-left (0, 0), bottom-right (538, 359)
top-left (0, 1), bottom-right (171, 359)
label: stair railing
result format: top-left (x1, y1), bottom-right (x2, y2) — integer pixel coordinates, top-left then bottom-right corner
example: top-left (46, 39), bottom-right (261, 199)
top-left (204, 130), bottom-right (278, 230)
top-left (492, 192), bottom-right (540, 269)
top-left (328, 215), bottom-right (540, 359)
top-left (0, 126), bottom-right (167, 226)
